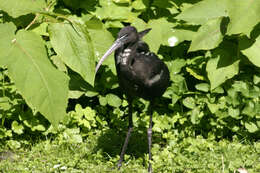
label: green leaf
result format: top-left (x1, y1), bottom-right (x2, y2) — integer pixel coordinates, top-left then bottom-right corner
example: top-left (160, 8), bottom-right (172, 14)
top-left (211, 86), bottom-right (224, 94)
top-left (113, 0), bottom-right (130, 3)
top-left (85, 18), bottom-right (116, 74)
top-left (50, 55), bottom-right (67, 72)
top-left (0, 0), bottom-right (46, 18)
top-left (0, 97), bottom-right (12, 111)
top-left (206, 42), bottom-right (240, 90)
top-left (106, 93), bottom-right (122, 107)
top-left (171, 93), bottom-right (180, 107)
top-left (11, 121), bottom-right (24, 134)
top-left (245, 122), bottom-right (258, 133)
top-left (167, 58), bottom-right (186, 74)
top-left (207, 103), bottom-right (218, 114)
top-left (92, 0), bottom-right (138, 21)
top-left (175, 0), bottom-right (227, 25)
top-left (226, 0), bottom-right (260, 36)
top-left (186, 67), bottom-right (205, 81)
top-left (169, 29), bottom-right (196, 47)
top-left (0, 22), bottom-right (16, 66)
top-left (240, 36), bottom-right (260, 67)
top-left (49, 22), bottom-right (95, 86)
top-left (190, 107), bottom-right (200, 124)
top-left (189, 18), bottom-right (223, 52)
top-left (99, 96), bottom-right (107, 106)
top-left (7, 140), bottom-right (21, 150)
top-left (62, 128), bottom-right (83, 143)
top-left (195, 83), bottom-right (210, 92)
top-left (145, 19), bottom-right (176, 52)
top-left (132, 0), bottom-right (146, 10)
top-left (228, 107), bottom-right (241, 119)
top-left (183, 97), bottom-right (196, 109)
top-left (242, 101), bottom-right (257, 117)
top-left (7, 30), bottom-right (69, 126)
top-left (132, 18), bottom-right (176, 52)
top-left (253, 75), bottom-right (260, 85)
top-left (31, 22), bottom-right (48, 36)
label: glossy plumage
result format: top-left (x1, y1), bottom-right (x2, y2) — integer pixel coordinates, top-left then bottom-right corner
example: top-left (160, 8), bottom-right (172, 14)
top-left (95, 26), bottom-right (170, 173)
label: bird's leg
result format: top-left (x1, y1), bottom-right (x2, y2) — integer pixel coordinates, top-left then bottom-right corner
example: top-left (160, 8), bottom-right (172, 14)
top-left (117, 100), bottom-right (133, 169)
top-left (147, 102), bottom-right (153, 173)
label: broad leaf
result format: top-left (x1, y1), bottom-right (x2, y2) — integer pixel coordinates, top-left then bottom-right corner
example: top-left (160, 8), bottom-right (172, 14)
top-left (167, 59), bottom-right (186, 74)
top-left (195, 83), bottom-right (210, 92)
top-left (245, 122), bottom-right (258, 133)
top-left (226, 0), bottom-right (260, 37)
top-left (92, 0), bottom-right (139, 21)
top-left (11, 121), bottom-right (24, 134)
top-left (106, 93), bottom-right (122, 107)
top-left (183, 97), bottom-right (196, 109)
top-left (169, 29), bottom-right (196, 47)
top-left (240, 36), bottom-right (260, 67)
top-left (0, 0), bottom-right (46, 18)
top-left (132, 0), bottom-right (147, 10)
top-left (206, 42), bottom-right (240, 90)
top-left (49, 22), bottom-right (95, 86)
top-left (6, 30), bottom-right (69, 126)
top-left (189, 18), bottom-right (223, 52)
top-left (85, 18), bottom-right (116, 74)
top-left (176, 0), bottom-right (227, 25)
top-left (0, 23), bottom-right (16, 66)
top-left (132, 18), bottom-right (176, 52)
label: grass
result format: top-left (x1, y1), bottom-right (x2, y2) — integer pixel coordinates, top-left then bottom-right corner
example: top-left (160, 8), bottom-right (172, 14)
top-left (0, 129), bottom-right (259, 173)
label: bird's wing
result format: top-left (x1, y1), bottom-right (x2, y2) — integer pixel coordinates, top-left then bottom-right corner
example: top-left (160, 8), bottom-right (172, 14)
top-left (130, 52), bottom-right (166, 87)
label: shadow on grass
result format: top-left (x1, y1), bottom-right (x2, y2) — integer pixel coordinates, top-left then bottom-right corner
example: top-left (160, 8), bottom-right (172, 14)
top-left (94, 127), bottom-right (148, 159)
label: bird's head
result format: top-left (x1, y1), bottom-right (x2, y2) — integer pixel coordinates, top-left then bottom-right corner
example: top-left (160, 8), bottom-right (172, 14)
top-left (95, 26), bottom-right (151, 73)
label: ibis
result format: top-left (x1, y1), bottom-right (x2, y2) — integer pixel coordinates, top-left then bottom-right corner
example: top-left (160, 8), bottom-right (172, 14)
top-left (95, 26), bottom-right (170, 173)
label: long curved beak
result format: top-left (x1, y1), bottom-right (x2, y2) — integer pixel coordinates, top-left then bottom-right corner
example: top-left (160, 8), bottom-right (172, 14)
top-left (95, 36), bottom-right (126, 74)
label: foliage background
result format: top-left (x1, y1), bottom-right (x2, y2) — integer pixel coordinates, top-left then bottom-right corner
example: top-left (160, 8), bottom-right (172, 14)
top-left (0, 0), bottom-right (259, 172)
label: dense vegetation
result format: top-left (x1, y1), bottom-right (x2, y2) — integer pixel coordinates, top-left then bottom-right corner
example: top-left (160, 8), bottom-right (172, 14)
top-left (0, 0), bottom-right (259, 172)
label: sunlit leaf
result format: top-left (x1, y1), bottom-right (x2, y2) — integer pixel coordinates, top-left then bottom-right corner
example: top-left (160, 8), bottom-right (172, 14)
top-left (176, 0), bottom-right (227, 25)
top-left (183, 97), bottom-right (196, 109)
top-left (226, 0), bottom-right (260, 36)
top-left (0, 23), bottom-right (16, 66)
top-left (92, 0), bottom-right (139, 21)
top-left (190, 107), bottom-right (200, 124)
top-left (253, 75), bottom-right (260, 85)
top-left (189, 18), bottom-right (223, 52)
top-left (245, 122), bottom-right (258, 133)
top-left (206, 42), bottom-right (240, 90)
top-left (186, 67), bottom-right (205, 81)
top-left (0, 0), bottom-right (46, 18)
top-left (7, 30), bottom-right (69, 126)
top-left (228, 107), bottom-right (241, 119)
top-left (106, 93), bottom-right (122, 107)
top-left (132, 0), bottom-right (146, 10)
top-left (195, 83), bottom-right (210, 92)
top-left (85, 18), bottom-right (116, 74)
top-left (49, 22), bottom-right (95, 86)
top-left (169, 29), bottom-right (196, 47)
top-left (132, 18), bottom-right (176, 52)
top-left (167, 59), bottom-right (186, 74)
top-left (11, 121), bottom-right (24, 134)
top-left (240, 36), bottom-right (260, 67)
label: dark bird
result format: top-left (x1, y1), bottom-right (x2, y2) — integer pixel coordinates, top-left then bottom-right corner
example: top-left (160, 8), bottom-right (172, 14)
top-left (95, 26), bottom-right (170, 173)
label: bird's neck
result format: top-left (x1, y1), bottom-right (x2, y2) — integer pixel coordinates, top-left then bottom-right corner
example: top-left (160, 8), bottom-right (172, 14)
top-left (115, 42), bottom-right (138, 66)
